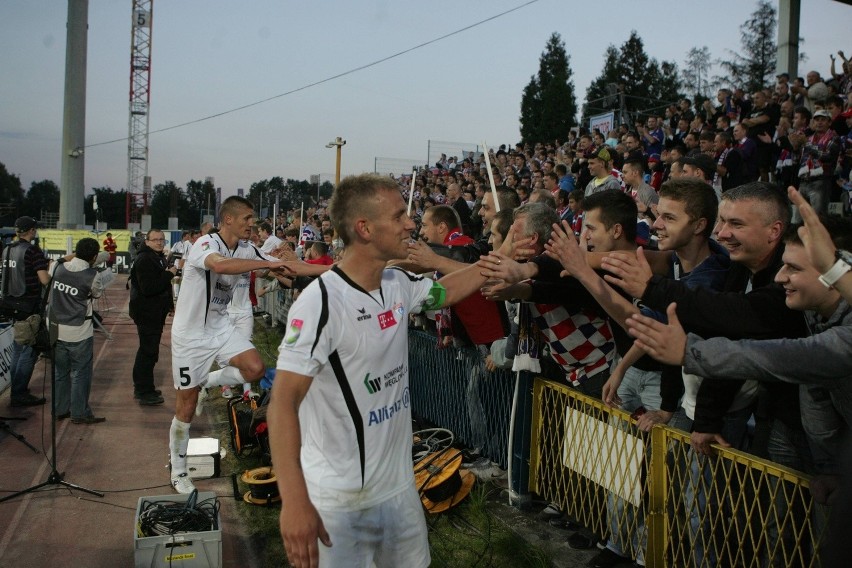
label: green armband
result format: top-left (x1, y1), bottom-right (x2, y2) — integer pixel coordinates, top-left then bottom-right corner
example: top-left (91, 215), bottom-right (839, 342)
top-left (422, 281), bottom-right (447, 311)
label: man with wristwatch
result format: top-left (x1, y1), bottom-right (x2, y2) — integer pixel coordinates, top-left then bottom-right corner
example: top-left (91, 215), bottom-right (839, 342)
top-left (818, 247), bottom-right (852, 290)
top-left (625, 214), bottom-right (852, 481)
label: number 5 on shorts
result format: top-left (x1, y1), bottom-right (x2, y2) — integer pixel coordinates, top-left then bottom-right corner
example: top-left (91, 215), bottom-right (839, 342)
top-left (179, 367), bottom-right (191, 387)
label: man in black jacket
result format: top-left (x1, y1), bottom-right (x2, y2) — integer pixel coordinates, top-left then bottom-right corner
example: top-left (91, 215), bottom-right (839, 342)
top-left (129, 229), bottom-right (176, 405)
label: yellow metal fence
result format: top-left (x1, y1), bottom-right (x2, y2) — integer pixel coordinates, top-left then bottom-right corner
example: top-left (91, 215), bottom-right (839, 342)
top-left (530, 378), bottom-right (825, 568)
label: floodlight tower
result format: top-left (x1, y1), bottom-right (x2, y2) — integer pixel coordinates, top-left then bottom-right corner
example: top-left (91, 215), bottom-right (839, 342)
top-left (127, 1), bottom-right (153, 226)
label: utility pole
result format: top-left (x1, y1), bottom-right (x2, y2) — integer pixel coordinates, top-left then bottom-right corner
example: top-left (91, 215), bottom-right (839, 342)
top-left (325, 137), bottom-right (346, 186)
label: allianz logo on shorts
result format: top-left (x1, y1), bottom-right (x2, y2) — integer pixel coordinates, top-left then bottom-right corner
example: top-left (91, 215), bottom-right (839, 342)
top-left (367, 387), bottom-right (410, 427)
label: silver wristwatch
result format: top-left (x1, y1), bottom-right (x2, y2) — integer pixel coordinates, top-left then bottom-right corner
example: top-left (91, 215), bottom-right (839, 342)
top-left (819, 249), bottom-right (852, 288)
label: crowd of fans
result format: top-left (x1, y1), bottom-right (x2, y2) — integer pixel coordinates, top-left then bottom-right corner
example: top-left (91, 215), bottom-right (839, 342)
top-left (324, 58), bottom-right (852, 567)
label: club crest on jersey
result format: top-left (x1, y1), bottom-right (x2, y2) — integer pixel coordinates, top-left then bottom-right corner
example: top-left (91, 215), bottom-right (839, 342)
top-left (284, 318), bottom-right (304, 345)
top-left (392, 302), bottom-right (405, 318)
top-left (201, 242), bottom-right (210, 251)
top-left (377, 309), bottom-right (397, 330)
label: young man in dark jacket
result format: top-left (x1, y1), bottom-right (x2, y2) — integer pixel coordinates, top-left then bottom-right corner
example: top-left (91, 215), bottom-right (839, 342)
top-left (129, 230), bottom-right (176, 405)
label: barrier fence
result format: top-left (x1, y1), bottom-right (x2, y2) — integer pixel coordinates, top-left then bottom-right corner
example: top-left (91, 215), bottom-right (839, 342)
top-left (408, 330), bottom-right (517, 470)
top-left (530, 378), bottom-right (825, 568)
top-left (255, 285), bottom-right (825, 566)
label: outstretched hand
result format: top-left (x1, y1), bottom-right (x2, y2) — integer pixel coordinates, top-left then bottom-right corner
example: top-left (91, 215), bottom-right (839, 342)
top-left (788, 186), bottom-right (837, 274)
top-left (625, 303), bottom-right (687, 366)
top-left (406, 239), bottom-right (440, 271)
top-left (544, 221), bottom-right (589, 278)
top-left (600, 247), bottom-right (653, 299)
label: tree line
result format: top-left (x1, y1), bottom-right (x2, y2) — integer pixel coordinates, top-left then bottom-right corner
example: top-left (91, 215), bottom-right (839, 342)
top-left (0, 161), bottom-right (333, 230)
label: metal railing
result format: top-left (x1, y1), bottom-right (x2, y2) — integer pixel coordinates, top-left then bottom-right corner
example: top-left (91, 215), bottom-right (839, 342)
top-left (530, 378), bottom-right (825, 568)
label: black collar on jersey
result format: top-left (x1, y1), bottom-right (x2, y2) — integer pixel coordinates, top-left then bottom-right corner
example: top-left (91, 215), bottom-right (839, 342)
top-left (212, 231), bottom-right (237, 256)
top-left (331, 265), bottom-right (384, 307)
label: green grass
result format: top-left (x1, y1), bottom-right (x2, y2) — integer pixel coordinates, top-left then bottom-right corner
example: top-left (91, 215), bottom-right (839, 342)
top-left (206, 316), bottom-right (551, 568)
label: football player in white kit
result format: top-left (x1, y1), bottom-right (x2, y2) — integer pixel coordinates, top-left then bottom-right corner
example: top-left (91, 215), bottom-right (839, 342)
top-left (267, 174), bottom-right (523, 568)
top-left (168, 196), bottom-right (288, 494)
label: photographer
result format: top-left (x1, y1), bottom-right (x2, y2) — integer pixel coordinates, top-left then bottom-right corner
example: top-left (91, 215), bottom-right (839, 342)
top-left (48, 238), bottom-right (115, 424)
top-left (129, 229), bottom-right (176, 406)
top-left (2, 216), bottom-right (50, 407)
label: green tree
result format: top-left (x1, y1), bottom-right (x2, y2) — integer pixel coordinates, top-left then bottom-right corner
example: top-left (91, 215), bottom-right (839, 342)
top-left (584, 32), bottom-right (681, 126)
top-left (719, 0), bottom-right (777, 92)
top-left (150, 181), bottom-right (193, 229)
top-left (647, 60), bottom-right (682, 113)
top-left (22, 180), bottom-right (60, 219)
top-left (682, 46), bottom-right (713, 99)
top-left (0, 162), bottom-right (25, 224)
top-left (185, 179), bottom-right (217, 225)
top-left (85, 187), bottom-right (127, 229)
top-left (519, 32), bottom-right (578, 144)
top-left (584, 45), bottom-right (621, 119)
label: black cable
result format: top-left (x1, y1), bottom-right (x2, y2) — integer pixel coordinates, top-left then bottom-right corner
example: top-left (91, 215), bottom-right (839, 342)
top-left (137, 491), bottom-right (219, 538)
top-left (83, 0), bottom-right (540, 150)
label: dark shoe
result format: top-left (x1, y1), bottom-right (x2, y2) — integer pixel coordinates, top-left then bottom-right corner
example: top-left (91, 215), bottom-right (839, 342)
top-left (137, 393), bottom-right (165, 406)
top-left (71, 416), bottom-right (106, 424)
top-left (10, 394), bottom-right (47, 407)
top-left (568, 532), bottom-right (597, 550)
top-left (591, 547), bottom-right (629, 568)
top-left (55, 412), bottom-right (70, 421)
top-left (549, 517), bottom-right (579, 530)
top-left (134, 389), bottom-right (162, 399)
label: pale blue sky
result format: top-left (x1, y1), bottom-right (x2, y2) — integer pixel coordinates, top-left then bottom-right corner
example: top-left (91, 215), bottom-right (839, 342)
top-left (1, 0), bottom-right (849, 196)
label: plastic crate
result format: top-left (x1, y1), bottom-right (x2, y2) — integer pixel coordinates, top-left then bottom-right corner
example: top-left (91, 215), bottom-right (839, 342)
top-left (134, 491), bottom-right (221, 568)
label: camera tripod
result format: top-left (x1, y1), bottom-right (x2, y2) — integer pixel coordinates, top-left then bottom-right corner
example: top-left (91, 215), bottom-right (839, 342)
top-left (0, 344), bottom-right (103, 503)
top-left (0, 416), bottom-right (38, 453)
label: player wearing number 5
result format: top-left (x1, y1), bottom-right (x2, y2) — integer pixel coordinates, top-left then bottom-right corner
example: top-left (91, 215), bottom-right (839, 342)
top-left (168, 196), bottom-right (289, 494)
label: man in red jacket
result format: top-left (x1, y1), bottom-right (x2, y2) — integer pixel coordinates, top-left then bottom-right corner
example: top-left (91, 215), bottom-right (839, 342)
top-left (418, 205), bottom-right (506, 346)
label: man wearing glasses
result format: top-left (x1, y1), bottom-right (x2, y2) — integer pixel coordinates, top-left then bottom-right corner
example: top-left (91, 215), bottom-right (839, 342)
top-left (129, 229), bottom-right (177, 406)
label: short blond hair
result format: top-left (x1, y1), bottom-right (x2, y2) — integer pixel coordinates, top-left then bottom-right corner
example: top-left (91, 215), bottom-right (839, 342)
top-left (328, 174), bottom-right (401, 245)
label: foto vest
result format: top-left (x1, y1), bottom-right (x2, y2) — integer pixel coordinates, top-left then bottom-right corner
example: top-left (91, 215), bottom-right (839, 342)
top-left (49, 263), bottom-right (97, 326)
top-left (2, 241), bottom-right (33, 298)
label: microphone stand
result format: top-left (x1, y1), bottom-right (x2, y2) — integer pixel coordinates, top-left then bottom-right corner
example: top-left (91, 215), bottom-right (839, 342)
top-left (0, 337), bottom-right (104, 503)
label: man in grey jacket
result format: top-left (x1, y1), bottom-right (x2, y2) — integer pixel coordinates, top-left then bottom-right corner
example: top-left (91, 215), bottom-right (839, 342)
top-left (625, 217), bottom-right (852, 475)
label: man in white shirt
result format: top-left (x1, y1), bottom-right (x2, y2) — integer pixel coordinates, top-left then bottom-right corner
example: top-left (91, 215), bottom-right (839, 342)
top-left (168, 197), bottom-right (287, 494)
top-left (268, 173), bottom-right (519, 568)
top-left (259, 221), bottom-right (283, 253)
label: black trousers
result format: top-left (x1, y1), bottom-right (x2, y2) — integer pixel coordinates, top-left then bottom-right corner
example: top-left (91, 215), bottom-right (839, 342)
top-left (133, 321), bottom-right (164, 395)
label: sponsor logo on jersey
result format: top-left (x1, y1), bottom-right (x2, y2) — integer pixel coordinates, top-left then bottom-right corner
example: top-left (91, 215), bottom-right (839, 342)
top-left (367, 387), bottom-right (410, 426)
top-left (284, 318), bottom-right (303, 345)
top-left (377, 309), bottom-right (397, 330)
top-left (363, 373), bottom-right (381, 394)
top-left (356, 306), bottom-right (371, 321)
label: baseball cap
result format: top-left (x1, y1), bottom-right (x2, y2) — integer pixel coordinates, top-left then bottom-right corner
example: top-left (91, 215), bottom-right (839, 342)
top-left (14, 216), bottom-right (40, 233)
top-left (812, 109), bottom-right (832, 119)
top-left (682, 154), bottom-right (717, 177)
top-left (591, 147), bottom-right (612, 163)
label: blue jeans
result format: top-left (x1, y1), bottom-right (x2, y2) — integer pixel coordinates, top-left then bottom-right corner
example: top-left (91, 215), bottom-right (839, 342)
top-left (10, 340), bottom-right (39, 399)
top-left (606, 367), bottom-right (663, 562)
top-left (54, 337), bottom-right (94, 419)
top-left (683, 405), bottom-right (752, 568)
top-left (763, 419), bottom-right (814, 567)
top-left (617, 366), bottom-right (662, 414)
